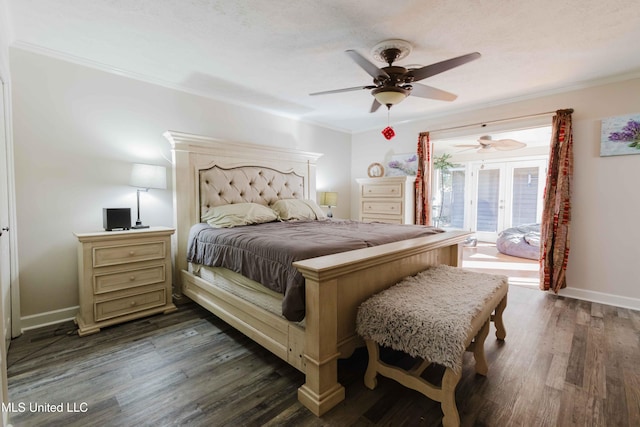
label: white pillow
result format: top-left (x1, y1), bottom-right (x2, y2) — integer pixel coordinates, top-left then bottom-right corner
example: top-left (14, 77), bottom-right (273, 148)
top-left (202, 203), bottom-right (278, 228)
top-left (271, 199), bottom-right (327, 221)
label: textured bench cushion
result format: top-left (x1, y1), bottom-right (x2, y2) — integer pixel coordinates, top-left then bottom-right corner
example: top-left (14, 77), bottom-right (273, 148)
top-left (356, 265), bottom-right (508, 372)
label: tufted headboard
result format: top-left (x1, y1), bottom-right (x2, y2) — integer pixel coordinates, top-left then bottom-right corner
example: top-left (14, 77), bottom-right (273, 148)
top-left (164, 131), bottom-right (323, 286)
top-left (199, 165), bottom-right (304, 220)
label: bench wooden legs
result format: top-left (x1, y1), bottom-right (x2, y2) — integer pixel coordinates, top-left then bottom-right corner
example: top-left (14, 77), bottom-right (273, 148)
top-left (492, 295), bottom-right (508, 340)
top-left (363, 316), bottom-right (494, 427)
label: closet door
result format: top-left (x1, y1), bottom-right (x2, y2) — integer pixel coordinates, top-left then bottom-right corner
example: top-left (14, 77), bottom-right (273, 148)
top-left (0, 79), bottom-right (9, 424)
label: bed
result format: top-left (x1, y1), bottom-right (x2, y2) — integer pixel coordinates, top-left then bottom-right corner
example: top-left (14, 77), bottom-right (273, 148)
top-left (164, 131), bottom-right (470, 416)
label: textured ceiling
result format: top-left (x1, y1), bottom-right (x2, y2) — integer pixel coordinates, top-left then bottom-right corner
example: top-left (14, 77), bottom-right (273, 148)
top-left (7, 0), bottom-right (640, 132)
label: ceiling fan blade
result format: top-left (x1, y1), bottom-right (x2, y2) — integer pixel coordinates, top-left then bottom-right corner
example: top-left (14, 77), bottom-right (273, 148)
top-left (493, 139), bottom-right (527, 151)
top-left (409, 52), bottom-right (481, 82)
top-left (345, 50), bottom-right (390, 80)
top-left (410, 83), bottom-right (457, 101)
top-left (309, 85), bottom-right (373, 96)
top-left (454, 144), bottom-right (481, 148)
top-left (370, 99), bottom-right (382, 113)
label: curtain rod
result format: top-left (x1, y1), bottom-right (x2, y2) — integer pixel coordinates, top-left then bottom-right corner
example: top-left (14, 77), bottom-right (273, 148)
top-left (428, 108), bottom-right (574, 134)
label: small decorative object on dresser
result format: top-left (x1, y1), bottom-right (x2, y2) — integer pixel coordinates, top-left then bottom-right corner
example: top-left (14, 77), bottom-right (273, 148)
top-left (356, 176), bottom-right (416, 224)
top-left (74, 226), bottom-right (177, 336)
top-left (367, 162), bottom-right (385, 178)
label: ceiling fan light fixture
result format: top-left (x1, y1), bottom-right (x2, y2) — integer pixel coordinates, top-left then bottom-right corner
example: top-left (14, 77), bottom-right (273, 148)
top-left (372, 87), bottom-right (409, 106)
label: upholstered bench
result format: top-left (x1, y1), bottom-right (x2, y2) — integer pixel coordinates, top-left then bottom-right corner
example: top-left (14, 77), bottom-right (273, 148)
top-left (356, 265), bottom-right (508, 427)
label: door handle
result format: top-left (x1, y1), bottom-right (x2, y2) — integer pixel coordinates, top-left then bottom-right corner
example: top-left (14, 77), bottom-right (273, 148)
top-left (0, 227), bottom-right (8, 236)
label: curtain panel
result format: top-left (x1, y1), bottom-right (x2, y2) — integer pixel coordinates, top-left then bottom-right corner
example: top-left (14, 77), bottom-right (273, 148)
top-left (415, 132), bottom-right (432, 225)
top-left (540, 109), bottom-right (574, 292)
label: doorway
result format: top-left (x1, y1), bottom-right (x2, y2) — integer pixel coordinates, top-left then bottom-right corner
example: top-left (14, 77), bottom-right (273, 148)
top-left (471, 159), bottom-right (546, 242)
top-left (431, 125), bottom-right (551, 286)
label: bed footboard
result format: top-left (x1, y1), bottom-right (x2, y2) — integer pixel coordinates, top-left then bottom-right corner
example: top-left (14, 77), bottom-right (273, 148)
top-left (294, 230), bottom-right (469, 416)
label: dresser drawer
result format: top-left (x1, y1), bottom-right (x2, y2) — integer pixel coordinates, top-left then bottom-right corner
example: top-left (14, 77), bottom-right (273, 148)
top-left (361, 183), bottom-right (402, 198)
top-left (94, 265), bottom-right (166, 294)
top-left (95, 289), bottom-right (166, 322)
top-left (362, 201), bottom-right (403, 215)
top-left (93, 241), bottom-right (166, 267)
top-left (361, 216), bottom-right (403, 224)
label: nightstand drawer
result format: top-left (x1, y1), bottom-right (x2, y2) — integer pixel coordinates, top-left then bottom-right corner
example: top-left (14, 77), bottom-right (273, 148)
top-left (93, 241), bottom-right (166, 267)
top-left (95, 289), bottom-right (166, 322)
top-left (362, 201), bottom-right (403, 215)
top-left (362, 183), bottom-right (402, 198)
top-left (94, 265), bottom-right (166, 294)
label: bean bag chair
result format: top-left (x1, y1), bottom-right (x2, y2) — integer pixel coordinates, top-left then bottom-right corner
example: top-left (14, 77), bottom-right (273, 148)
top-left (496, 223), bottom-right (540, 260)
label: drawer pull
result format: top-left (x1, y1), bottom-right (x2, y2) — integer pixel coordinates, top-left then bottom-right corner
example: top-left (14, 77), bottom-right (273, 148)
top-left (129, 276), bottom-right (136, 281)
top-left (130, 301), bottom-right (137, 307)
top-left (129, 251), bottom-right (135, 256)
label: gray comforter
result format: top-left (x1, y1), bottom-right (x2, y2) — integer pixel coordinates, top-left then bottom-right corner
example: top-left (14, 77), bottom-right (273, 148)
top-left (187, 219), bottom-right (443, 321)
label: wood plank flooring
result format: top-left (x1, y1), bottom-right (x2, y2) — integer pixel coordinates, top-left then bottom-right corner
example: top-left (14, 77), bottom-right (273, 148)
top-left (462, 243), bottom-right (539, 287)
top-left (6, 286), bottom-right (640, 426)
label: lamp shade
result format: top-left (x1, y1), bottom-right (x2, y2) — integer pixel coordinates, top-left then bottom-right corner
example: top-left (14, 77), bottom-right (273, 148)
top-left (129, 164), bottom-right (167, 190)
top-left (318, 191), bottom-right (338, 207)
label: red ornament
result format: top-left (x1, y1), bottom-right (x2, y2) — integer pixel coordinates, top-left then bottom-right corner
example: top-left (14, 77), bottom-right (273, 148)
top-left (382, 126), bottom-right (395, 140)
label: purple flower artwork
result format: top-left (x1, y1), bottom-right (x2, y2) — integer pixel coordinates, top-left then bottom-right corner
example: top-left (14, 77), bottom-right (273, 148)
top-left (386, 153), bottom-right (418, 176)
top-left (601, 114), bottom-right (640, 157)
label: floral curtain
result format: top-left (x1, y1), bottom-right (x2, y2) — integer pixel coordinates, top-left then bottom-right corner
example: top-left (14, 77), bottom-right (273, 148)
top-left (540, 109), bottom-right (574, 292)
top-left (415, 132), bottom-right (432, 225)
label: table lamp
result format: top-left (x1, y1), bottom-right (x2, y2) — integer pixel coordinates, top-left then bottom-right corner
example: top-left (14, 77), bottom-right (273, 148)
top-left (129, 163), bottom-right (167, 229)
top-left (318, 191), bottom-right (338, 218)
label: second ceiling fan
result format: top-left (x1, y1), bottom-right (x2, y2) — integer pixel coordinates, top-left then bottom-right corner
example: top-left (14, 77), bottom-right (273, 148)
top-left (310, 39), bottom-right (480, 113)
top-left (455, 135), bottom-right (527, 152)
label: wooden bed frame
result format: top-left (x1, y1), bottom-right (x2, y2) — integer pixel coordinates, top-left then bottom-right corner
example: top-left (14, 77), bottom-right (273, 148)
top-left (164, 131), bottom-right (470, 416)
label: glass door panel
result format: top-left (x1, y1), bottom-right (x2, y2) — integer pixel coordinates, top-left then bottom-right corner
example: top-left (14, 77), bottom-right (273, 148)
top-left (449, 170), bottom-right (466, 228)
top-left (474, 165), bottom-right (504, 241)
top-left (511, 166), bottom-right (540, 225)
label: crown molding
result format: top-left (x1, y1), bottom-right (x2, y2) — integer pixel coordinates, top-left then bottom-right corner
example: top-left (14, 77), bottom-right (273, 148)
top-left (10, 41), bottom-right (353, 135)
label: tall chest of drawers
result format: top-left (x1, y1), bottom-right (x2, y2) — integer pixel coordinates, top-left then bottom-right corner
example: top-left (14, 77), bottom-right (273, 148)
top-left (356, 176), bottom-right (417, 224)
top-left (74, 226), bottom-right (177, 336)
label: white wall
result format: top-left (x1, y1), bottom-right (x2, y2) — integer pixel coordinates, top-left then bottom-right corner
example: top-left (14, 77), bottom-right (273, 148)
top-left (10, 48), bottom-right (352, 319)
top-left (352, 77), bottom-right (640, 308)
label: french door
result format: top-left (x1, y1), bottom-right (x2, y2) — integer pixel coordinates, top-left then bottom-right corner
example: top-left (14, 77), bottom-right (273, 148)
top-left (471, 159), bottom-right (546, 242)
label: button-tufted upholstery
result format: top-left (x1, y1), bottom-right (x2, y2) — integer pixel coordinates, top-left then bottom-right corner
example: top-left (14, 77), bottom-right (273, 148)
top-left (200, 165), bottom-right (305, 220)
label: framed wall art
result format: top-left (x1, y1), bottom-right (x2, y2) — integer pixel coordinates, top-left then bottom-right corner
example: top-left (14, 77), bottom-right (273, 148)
top-left (386, 153), bottom-right (418, 176)
top-left (600, 113), bottom-right (640, 157)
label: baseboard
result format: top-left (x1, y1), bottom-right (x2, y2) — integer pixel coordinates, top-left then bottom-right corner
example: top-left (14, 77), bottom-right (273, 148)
top-left (558, 287), bottom-right (640, 312)
top-left (20, 306), bottom-right (79, 332)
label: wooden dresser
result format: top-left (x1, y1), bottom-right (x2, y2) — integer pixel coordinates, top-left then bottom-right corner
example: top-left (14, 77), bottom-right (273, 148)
top-left (356, 176), bottom-right (417, 224)
top-left (74, 226), bottom-right (177, 336)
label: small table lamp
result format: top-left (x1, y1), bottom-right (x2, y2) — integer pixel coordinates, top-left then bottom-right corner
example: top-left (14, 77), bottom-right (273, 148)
top-left (318, 191), bottom-right (338, 218)
top-left (129, 163), bottom-right (167, 229)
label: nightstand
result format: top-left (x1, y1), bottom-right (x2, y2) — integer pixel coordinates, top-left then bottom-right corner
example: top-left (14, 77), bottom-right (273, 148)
top-left (74, 226), bottom-right (177, 336)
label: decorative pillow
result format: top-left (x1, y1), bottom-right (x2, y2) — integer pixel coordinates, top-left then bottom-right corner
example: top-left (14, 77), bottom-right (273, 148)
top-left (202, 203), bottom-right (278, 228)
top-left (271, 199), bottom-right (327, 221)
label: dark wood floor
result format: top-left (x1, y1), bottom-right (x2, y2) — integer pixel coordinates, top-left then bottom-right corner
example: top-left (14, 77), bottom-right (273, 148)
top-left (7, 286), bottom-right (640, 427)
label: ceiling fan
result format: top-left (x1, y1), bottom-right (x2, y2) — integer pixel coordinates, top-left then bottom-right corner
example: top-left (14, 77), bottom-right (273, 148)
top-left (454, 135), bottom-right (527, 152)
top-left (309, 39), bottom-right (480, 113)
